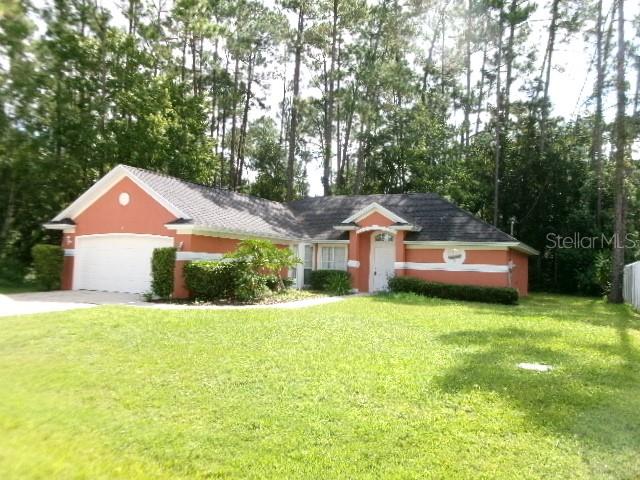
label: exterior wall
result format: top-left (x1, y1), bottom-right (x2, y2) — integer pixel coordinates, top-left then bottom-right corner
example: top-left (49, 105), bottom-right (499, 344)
top-left (176, 234), bottom-right (240, 253)
top-left (403, 268), bottom-right (510, 289)
top-left (358, 211), bottom-right (395, 228)
top-left (60, 177), bottom-right (179, 291)
top-left (58, 176), bottom-right (258, 298)
top-left (400, 247), bottom-right (529, 296)
top-left (346, 231), bottom-right (530, 295)
top-left (73, 177), bottom-right (176, 238)
top-left (61, 255), bottom-right (74, 290)
top-left (509, 249), bottom-right (529, 296)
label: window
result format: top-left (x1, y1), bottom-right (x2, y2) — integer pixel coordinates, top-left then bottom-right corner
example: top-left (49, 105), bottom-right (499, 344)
top-left (374, 232), bottom-right (394, 242)
top-left (320, 246), bottom-right (347, 270)
top-left (303, 245), bottom-right (313, 285)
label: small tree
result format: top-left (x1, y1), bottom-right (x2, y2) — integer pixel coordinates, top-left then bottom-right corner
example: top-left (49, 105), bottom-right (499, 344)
top-left (224, 240), bottom-right (301, 290)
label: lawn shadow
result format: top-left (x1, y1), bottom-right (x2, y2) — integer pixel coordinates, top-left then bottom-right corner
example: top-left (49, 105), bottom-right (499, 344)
top-left (372, 292), bottom-right (640, 331)
top-left (433, 325), bottom-right (640, 465)
top-left (372, 293), bottom-right (640, 468)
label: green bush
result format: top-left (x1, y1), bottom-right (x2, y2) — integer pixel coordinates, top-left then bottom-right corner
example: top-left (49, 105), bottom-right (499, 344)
top-left (184, 260), bottom-right (237, 300)
top-left (325, 271), bottom-right (351, 295)
top-left (31, 244), bottom-right (64, 290)
top-left (234, 268), bottom-right (269, 302)
top-left (151, 247), bottom-right (176, 298)
top-left (184, 260), bottom-right (268, 303)
top-left (224, 239), bottom-right (300, 291)
top-left (387, 275), bottom-right (519, 305)
top-left (309, 270), bottom-right (351, 293)
top-left (184, 240), bottom-right (301, 303)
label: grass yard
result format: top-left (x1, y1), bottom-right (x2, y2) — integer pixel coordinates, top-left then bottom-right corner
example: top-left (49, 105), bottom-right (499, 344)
top-left (0, 293), bottom-right (639, 479)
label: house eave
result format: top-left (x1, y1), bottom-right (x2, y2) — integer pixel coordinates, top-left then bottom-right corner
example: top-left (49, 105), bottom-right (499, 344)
top-left (43, 223), bottom-right (76, 232)
top-left (164, 223), bottom-right (301, 243)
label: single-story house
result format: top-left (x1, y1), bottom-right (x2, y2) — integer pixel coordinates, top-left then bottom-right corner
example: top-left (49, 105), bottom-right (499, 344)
top-left (45, 165), bottom-right (538, 296)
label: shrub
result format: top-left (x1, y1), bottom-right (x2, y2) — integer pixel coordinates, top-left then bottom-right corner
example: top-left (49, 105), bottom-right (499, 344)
top-left (31, 244), bottom-right (64, 290)
top-left (184, 260), bottom-right (238, 300)
top-left (325, 271), bottom-right (351, 295)
top-left (387, 276), bottom-right (518, 305)
top-left (184, 260), bottom-right (268, 303)
top-left (234, 268), bottom-right (269, 302)
top-left (224, 239), bottom-right (300, 290)
top-left (309, 270), bottom-right (351, 293)
top-left (151, 247), bottom-right (176, 298)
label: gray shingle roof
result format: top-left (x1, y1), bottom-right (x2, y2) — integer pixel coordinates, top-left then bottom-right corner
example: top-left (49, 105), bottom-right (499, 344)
top-left (123, 165), bottom-right (519, 244)
top-left (123, 166), bottom-right (301, 240)
top-left (287, 194), bottom-right (516, 242)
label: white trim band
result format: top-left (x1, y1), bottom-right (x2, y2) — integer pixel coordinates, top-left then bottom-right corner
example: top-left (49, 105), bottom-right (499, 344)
top-left (176, 251), bottom-right (224, 261)
top-left (394, 261), bottom-right (510, 273)
top-left (64, 249), bottom-right (76, 257)
top-left (403, 240), bottom-right (538, 255)
top-left (347, 259), bottom-right (360, 268)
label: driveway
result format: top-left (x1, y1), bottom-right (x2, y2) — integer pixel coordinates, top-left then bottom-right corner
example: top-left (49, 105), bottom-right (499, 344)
top-left (0, 290), bottom-right (145, 317)
top-left (0, 290), bottom-right (351, 317)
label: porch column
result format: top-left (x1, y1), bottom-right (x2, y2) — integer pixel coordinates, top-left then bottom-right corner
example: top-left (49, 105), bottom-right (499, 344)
top-left (394, 230), bottom-right (406, 277)
top-left (347, 230), bottom-right (361, 291)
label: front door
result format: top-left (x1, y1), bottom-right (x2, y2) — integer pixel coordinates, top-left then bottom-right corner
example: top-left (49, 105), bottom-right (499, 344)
top-left (372, 233), bottom-right (395, 291)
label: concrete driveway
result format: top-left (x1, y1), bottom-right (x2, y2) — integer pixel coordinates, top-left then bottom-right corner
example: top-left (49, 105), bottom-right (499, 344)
top-left (0, 290), bottom-right (145, 317)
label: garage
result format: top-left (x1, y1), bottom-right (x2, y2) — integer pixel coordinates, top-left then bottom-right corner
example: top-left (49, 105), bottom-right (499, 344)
top-left (73, 234), bottom-right (174, 293)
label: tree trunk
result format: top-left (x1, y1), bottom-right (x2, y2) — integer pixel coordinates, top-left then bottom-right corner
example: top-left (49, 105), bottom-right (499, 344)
top-left (475, 23), bottom-right (489, 135)
top-left (591, 0), bottom-right (605, 228)
top-left (322, 0), bottom-right (339, 196)
top-left (463, 0), bottom-right (472, 147)
top-left (538, 0), bottom-right (559, 158)
top-left (228, 55), bottom-right (240, 188)
top-left (0, 171), bottom-right (15, 245)
top-left (609, 0), bottom-right (626, 303)
top-left (503, 0), bottom-right (518, 128)
top-left (237, 51), bottom-right (255, 189)
top-left (286, 5), bottom-right (304, 201)
top-left (493, 8), bottom-right (504, 227)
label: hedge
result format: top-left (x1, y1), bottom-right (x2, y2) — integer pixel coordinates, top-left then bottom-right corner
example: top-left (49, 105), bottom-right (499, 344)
top-left (309, 270), bottom-right (351, 294)
top-left (387, 275), bottom-right (519, 305)
top-left (184, 260), bottom-right (268, 303)
top-left (151, 247), bottom-right (176, 298)
top-left (31, 244), bottom-right (64, 290)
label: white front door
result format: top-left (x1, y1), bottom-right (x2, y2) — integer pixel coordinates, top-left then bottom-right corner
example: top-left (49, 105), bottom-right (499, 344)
top-left (74, 234), bottom-right (174, 293)
top-left (372, 233), bottom-right (396, 291)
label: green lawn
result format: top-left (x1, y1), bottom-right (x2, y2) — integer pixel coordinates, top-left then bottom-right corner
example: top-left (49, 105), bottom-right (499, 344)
top-left (1, 294), bottom-right (639, 479)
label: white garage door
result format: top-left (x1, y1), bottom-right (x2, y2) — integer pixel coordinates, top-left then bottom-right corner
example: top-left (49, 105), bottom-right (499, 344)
top-left (74, 234), bottom-right (174, 293)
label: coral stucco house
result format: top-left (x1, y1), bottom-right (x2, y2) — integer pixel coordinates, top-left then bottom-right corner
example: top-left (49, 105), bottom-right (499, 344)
top-left (44, 165), bottom-right (538, 297)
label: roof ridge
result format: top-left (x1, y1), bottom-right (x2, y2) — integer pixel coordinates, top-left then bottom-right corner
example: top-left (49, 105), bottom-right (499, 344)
top-left (121, 164), bottom-right (291, 211)
top-left (286, 191), bottom-right (437, 205)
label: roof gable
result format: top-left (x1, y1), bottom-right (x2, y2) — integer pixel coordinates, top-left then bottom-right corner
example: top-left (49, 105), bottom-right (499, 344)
top-left (342, 202), bottom-right (409, 225)
top-left (52, 165), bottom-right (186, 221)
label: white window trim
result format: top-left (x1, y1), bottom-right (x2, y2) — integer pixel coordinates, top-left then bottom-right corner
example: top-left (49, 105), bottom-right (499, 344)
top-left (319, 245), bottom-right (348, 271)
